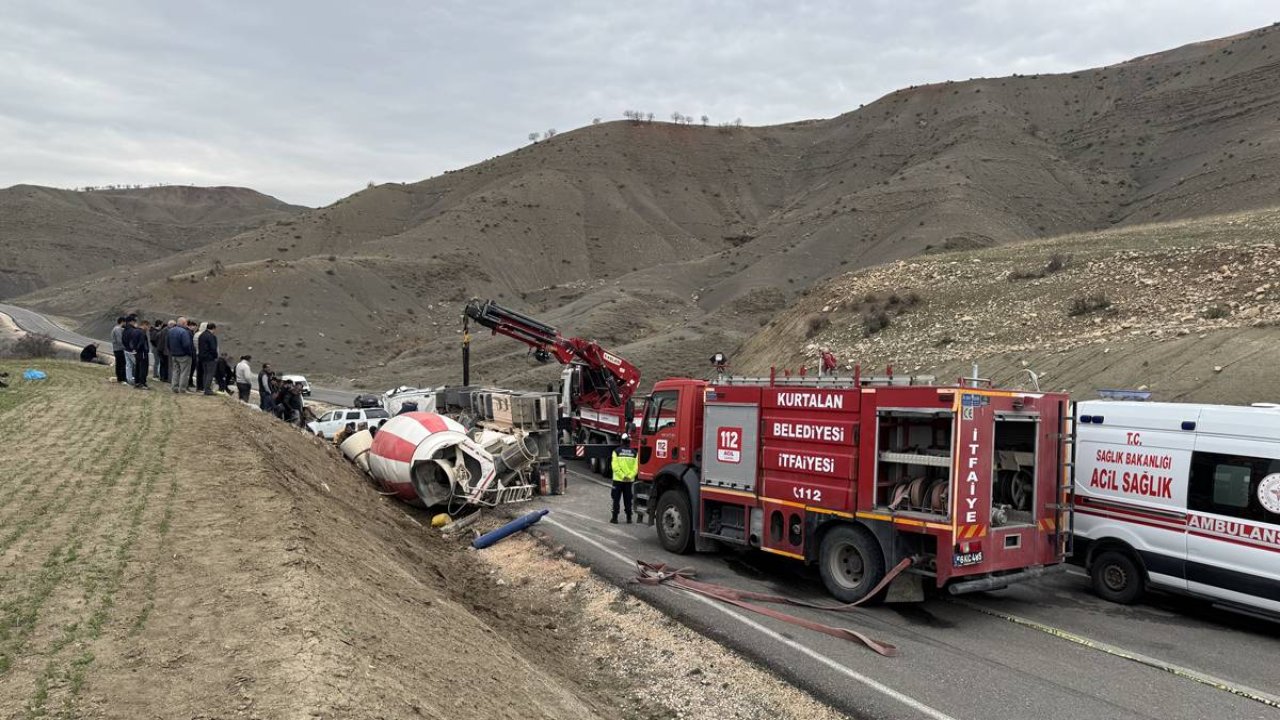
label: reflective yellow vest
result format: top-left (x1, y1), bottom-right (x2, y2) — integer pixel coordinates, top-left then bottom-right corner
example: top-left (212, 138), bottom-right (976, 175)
top-left (611, 447), bottom-right (638, 481)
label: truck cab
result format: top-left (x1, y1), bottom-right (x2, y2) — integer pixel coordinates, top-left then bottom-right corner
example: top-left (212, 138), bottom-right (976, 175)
top-left (635, 379), bottom-right (708, 548)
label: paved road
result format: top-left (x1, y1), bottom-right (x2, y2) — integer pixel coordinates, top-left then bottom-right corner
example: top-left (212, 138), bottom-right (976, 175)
top-left (0, 302), bottom-right (106, 347)
top-left (0, 303), bottom-right (357, 406)
top-left (303, 386), bottom-right (356, 407)
top-left (532, 464), bottom-right (1280, 720)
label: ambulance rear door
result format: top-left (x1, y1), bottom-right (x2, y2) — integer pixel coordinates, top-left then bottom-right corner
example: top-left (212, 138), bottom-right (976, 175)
top-left (1185, 407), bottom-right (1280, 614)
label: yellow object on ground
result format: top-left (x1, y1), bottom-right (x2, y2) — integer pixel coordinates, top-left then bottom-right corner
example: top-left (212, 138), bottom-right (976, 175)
top-left (431, 513), bottom-right (450, 528)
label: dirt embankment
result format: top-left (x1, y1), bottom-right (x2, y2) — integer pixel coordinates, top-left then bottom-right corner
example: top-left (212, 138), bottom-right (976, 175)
top-left (739, 207), bottom-right (1280, 404)
top-left (0, 361), bottom-right (840, 720)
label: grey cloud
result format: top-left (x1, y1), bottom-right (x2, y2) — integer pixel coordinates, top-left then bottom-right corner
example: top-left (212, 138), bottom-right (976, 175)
top-left (0, 0), bottom-right (1274, 206)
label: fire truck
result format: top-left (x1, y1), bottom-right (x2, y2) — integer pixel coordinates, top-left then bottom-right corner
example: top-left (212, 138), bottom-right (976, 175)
top-left (463, 299), bottom-right (641, 475)
top-left (634, 370), bottom-right (1072, 601)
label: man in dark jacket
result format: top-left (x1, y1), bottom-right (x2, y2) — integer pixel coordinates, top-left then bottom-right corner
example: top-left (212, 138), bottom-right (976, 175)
top-left (121, 316), bottom-right (145, 388)
top-left (198, 323), bottom-right (219, 395)
top-left (274, 379), bottom-right (291, 419)
top-left (214, 353), bottom-right (233, 394)
top-left (111, 316), bottom-right (127, 383)
top-left (80, 343), bottom-right (105, 364)
top-left (185, 317), bottom-right (197, 389)
top-left (258, 363), bottom-right (275, 412)
top-left (167, 316), bottom-right (194, 394)
top-left (149, 319), bottom-right (166, 382)
top-left (285, 381), bottom-right (306, 427)
top-left (127, 319), bottom-right (152, 389)
top-left (157, 317), bottom-right (175, 381)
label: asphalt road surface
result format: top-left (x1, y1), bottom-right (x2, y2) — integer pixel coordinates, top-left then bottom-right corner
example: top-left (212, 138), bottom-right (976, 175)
top-left (0, 302), bottom-right (106, 347)
top-left (532, 463), bottom-right (1280, 720)
top-left (0, 303), bottom-right (357, 406)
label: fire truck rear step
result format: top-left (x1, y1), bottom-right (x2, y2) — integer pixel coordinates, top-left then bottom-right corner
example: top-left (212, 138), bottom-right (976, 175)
top-left (947, 565), bottom-right (1062, 594)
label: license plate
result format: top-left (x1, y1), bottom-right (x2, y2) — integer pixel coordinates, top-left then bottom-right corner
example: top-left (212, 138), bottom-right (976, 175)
top-left (953, 551), bottom-right (984, 567)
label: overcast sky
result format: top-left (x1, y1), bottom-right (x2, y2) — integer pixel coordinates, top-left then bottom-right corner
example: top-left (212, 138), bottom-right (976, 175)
top-left (1, 1), bottom-right (1275, 207)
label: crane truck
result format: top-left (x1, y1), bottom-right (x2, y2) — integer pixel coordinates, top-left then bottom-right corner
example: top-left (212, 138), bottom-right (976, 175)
top-left (463, 298), bottom-right (641, 476)
top-left (633, 369), bottom-right (1073, 602)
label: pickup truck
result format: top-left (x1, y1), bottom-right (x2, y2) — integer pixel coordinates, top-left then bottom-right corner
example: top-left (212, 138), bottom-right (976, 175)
top-left (307, 407), bottom-right (390, 439)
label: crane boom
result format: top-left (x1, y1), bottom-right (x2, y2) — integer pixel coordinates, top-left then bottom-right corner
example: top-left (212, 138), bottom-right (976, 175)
top-left (463, 298), bottom-right (641, 410)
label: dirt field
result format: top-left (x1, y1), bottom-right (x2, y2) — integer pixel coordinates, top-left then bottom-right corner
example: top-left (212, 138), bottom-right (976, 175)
top-left (740, 206), bottom-right (1280, 404)
top-left (0, 360), bottom-right (840, 720)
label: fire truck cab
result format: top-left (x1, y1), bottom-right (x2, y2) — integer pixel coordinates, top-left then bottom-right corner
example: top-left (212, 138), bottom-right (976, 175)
top-left (634, 373), bottom-right (1071, 601)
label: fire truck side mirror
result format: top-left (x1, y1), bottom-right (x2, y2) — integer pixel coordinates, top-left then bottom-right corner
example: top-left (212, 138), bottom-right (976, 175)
top-left (625, 398), bottom-right (636, 425)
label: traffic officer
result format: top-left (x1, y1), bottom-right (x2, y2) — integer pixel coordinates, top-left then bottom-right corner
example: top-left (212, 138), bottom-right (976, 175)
top-left (610, 433), bottom-right (638, 524)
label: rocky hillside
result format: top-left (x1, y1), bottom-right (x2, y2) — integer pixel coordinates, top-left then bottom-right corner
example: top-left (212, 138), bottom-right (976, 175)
top-left (14, 24), bottom-right (1280, 388)
top-left (737, 206), bottom-right (1280, 405)
top-left (0, 184), bottom-right (306, 297)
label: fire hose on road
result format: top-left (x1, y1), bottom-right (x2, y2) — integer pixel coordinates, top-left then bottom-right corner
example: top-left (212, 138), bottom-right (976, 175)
top-left (634, 557), bottom-right (915, 657)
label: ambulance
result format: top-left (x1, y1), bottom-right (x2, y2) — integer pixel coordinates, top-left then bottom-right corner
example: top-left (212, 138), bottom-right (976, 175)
top-left (1072, 401), bottom-right (1280, 615)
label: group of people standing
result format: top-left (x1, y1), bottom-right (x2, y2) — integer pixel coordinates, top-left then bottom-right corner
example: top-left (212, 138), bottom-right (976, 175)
top-left (83, 314), bottom-right (309, 429)
top-left (101, 315), bottom-right (308, 421)
top-left (108, 314), bottom-right (235, 395)
top-left (255, 362), bottom-right (307, 426)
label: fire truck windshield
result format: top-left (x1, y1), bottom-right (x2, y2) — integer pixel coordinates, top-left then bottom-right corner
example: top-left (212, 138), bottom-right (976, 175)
top-left (644, 391), bottom-right (679, 434)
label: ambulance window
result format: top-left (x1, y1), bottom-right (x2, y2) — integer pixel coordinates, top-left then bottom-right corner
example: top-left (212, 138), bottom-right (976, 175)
top-left (1189, 452), bottom-right (1280, 525)
top-left (643, 391), bottom-right (679, 435)
top-left (1210, 464), bottom-right (1251, 508)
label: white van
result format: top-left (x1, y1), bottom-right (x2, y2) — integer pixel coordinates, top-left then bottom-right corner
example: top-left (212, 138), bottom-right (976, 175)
top-left (1072, 400), bottom-right (1280, 616)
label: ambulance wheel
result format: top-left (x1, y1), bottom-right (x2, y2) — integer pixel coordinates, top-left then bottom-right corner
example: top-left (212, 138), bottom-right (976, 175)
top-left (1090, 550), bottom-right (1145, 605)
top-left (819, 525), bottom-right (885, 603)
top-left (655, 490), bottom-right (693, 554)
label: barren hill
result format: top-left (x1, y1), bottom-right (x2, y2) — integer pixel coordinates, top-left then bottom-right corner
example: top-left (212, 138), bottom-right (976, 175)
top-left (0, 184), bottom-right (306, 298)
top-left (15, 24), bottom-right (1280, 388)
top-left (737, 206), bottom-right (1280, 405)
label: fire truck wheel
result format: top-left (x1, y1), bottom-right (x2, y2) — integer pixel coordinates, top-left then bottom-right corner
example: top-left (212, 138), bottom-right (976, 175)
top-left (655, 490), bottom-right (694, 554)
top-left (1008, 470), bottom-right (1032, 512)
top-left (588, 457), bottom-right (600, 474)
top-left (818, 525), bottom-right (885, 603)
top-left (1090, 550), bottom-right (1145, 604)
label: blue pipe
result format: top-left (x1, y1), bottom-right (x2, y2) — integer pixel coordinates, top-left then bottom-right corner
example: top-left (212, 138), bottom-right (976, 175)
top-left (471, 509), bottom-right (550, 549)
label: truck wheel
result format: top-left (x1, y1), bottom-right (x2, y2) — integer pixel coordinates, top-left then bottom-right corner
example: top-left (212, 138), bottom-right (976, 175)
top-left (599, 456), bottom-right (613, 480)
top-left (655, 490), bottom-right (693, 554)
top-left (588, 457), bottom-right (600, 474)
top-left (1008, 470), bottom-right (1032, 512)
top-left (1090, 550), bottom-right (1145, 605)
top-left (818, 525), bottom-right (885, 603)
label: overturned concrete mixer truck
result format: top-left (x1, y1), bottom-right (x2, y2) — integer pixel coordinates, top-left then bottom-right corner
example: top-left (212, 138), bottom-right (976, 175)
top-left (340, 387), bottom-right (565, 510)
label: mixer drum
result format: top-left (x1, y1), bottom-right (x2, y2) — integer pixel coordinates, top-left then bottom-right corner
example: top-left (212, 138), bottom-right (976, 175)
top-left (366, 412), bottom-right (494, 507)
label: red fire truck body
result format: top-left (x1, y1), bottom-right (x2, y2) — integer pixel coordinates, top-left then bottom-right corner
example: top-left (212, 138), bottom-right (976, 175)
top-left (635, 374), bottom-right (1071, 601)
